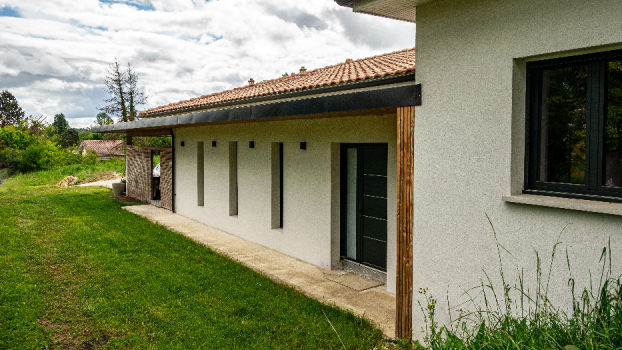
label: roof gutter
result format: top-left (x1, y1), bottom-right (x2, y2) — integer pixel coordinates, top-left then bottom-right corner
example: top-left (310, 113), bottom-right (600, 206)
top-left (139, 73), bottom-right (414, 119)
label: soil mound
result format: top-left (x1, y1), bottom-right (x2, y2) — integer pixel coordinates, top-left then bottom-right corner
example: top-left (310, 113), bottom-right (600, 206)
top-left (57, 176), bottom-right (78, 187)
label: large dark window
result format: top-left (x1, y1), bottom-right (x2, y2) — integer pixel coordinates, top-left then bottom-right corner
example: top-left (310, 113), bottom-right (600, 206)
top-left (526, 50), bottom-right (622, 201)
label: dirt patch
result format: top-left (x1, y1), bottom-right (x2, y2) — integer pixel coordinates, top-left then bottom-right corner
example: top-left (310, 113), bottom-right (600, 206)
top-left (79, 172), bottom-right (121, 185)
top-left (57, 176), bottom-right (78, 187)
top-left (108, 194), bottom-right (143, 204)
top-left (37, 319), bottom-right (118, 350)
top-left (58, 172), bottom-right (122, 187)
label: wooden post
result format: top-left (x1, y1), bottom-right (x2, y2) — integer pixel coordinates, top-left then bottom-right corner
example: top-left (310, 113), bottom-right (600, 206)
top-left (396, 106), bottom-right (414, 340)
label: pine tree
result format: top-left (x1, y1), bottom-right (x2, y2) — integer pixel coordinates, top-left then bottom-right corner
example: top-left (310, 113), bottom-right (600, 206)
top-left (126, 63), bottom-right (147, 121)
top-left (0, 90), bottom-right (25, 128)
top-left (99, 59), bottom-right (129, 123)
top-left (52, 113), bottom-right (69, 134)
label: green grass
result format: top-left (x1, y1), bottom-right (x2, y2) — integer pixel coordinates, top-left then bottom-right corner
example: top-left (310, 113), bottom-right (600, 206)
top-left (0, 169), bottom-right (383, 349)
top-left (0, 159), bottom-right (125, 191)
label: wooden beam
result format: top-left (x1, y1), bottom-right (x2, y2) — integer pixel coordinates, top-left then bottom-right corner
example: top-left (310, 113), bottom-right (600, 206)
top-left (396, 106), bottom-right (414, 340)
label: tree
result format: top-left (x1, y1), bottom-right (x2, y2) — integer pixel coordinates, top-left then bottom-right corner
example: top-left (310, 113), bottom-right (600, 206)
top-left (52, 113), bottom-right (69, 135)
top-left (95, 112), bottom-right (113, 126)
top-left (100, 58), bottom-right (129, 123)
top-left (126, 63), bottom-right (148, 121)
top-left (27, 115), bottom-right (47, 136)
top-left (99, 60), bottom-right (148, 123)
top-left (59, 129), bottom-right (80, 148)
top-left (0, 90), bottom-right (25, 128)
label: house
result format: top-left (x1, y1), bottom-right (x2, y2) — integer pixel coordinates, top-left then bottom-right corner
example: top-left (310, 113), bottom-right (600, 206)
top-left (79, 140), bottom-right (124, 160)
top-left (335, 0), bottom-right (622, 340)
top-left (92, 0), bottom-right (622, 341)
top-left (92, 47), bottom-right (418, 331)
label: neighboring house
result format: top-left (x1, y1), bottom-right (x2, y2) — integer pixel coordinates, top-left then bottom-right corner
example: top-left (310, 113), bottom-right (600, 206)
top-left (79, 140), bottom-right (124, 160)
top-left (92, 0), bottom-right (622, 341)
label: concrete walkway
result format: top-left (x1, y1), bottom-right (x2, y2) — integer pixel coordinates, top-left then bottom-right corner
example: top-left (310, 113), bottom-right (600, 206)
top-left (123, 205), bottom-right (396, 337)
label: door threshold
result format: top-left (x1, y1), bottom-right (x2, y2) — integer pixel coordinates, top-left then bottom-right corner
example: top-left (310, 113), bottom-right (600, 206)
top-left (341, 260), bottom-right (386, 284)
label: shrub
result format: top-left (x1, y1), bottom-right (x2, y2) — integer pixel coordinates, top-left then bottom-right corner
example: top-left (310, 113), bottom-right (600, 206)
top-left (18, 143), bottom-right (56, 173)
top-left (83, 149), bottom-right (99, 166)
top-left (0, 139), bottom-right (84, 174)
top-left (0, 126), bottom-right (36, 150)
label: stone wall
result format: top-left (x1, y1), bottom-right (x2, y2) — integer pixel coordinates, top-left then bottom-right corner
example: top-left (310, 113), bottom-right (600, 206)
top-left (126, 146), bottom-right (173, 210)
top-left (160, 148), bottom-right (173, 210)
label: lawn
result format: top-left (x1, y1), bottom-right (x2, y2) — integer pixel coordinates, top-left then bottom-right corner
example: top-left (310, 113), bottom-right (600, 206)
top-left (0, 169), bottom-right (384, 349)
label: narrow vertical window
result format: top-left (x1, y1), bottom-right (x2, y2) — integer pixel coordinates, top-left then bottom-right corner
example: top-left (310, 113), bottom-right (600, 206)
top-left (271, 142), bottom-right (283, 228)
top-left (229, 141), bottom-right (238, 216)
top-left (280, 143), bottom-right (283, 227)
top-left (197, 141), bottom-right (204, 206)
top-left (345, 147), bottom-right (357, 260)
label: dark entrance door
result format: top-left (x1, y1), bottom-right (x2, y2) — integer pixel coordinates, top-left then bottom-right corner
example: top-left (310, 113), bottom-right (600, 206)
top-left (340, 143), bottom-right (388, 271)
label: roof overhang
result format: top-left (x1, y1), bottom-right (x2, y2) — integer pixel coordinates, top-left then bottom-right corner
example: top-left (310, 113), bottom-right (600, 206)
top-left (335, 0), bottom-right (435, 23)
top-left (139, 72), bottom-right (414, 119)
top-left (92, 77), bottom-right (420, 134)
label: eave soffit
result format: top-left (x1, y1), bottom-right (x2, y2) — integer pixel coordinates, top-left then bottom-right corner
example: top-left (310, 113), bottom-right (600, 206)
top-left (341, 0), bottom-right (435, 23)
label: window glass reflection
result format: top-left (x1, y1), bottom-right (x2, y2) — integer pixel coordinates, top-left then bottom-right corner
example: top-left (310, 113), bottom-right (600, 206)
top-left (538, 65), bottom-right (588, 185)
top-left (604, 60), bottom-right (622, 187)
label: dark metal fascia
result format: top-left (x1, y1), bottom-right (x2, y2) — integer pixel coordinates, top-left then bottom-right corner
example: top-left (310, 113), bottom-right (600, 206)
top-left (92, 83), bottom-right (418, 133)
top-left (139, 73), bottom-right (415, 119)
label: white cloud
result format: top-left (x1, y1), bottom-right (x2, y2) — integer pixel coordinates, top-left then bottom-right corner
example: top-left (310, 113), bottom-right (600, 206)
top-left (0, 0), bottom-right (415, 127)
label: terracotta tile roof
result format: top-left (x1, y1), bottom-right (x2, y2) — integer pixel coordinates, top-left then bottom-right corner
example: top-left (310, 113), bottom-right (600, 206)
top-left (140, 47), bottom-right (416, 117)
top-left (80, 140), bottom-right (124, 156)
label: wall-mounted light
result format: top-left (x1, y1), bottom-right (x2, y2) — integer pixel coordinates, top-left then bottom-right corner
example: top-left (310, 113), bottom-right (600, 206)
top-left (249, 141), bottom-right (255, 148)
top-left (300, 142), bottom-right (306, 150)
top-left (212, 141), bottom-right (217, 147)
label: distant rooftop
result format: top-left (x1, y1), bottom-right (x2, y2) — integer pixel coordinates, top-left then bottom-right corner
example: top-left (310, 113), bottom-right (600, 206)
top-left (140, 47), bottom-right (416, 118)
top-left (80, 140), bottom-right (124, 156)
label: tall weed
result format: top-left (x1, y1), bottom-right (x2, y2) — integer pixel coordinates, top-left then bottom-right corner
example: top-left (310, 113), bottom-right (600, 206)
top-left (418, 216), bottom-right (622, 350)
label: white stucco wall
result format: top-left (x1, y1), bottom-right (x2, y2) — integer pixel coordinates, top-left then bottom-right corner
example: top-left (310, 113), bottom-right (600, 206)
top-left (173, 114), bottom-right (399, 293)
top-left (414, 0), bottom-right (622, 340)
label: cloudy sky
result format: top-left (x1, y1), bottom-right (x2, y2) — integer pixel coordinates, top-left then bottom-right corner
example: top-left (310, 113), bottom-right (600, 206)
top-left (0, 0), bottom-right (415, 128)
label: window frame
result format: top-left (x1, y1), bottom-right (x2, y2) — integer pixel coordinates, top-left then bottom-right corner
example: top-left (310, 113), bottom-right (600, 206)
top-left (524, 49), bottom-right (622, 203)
